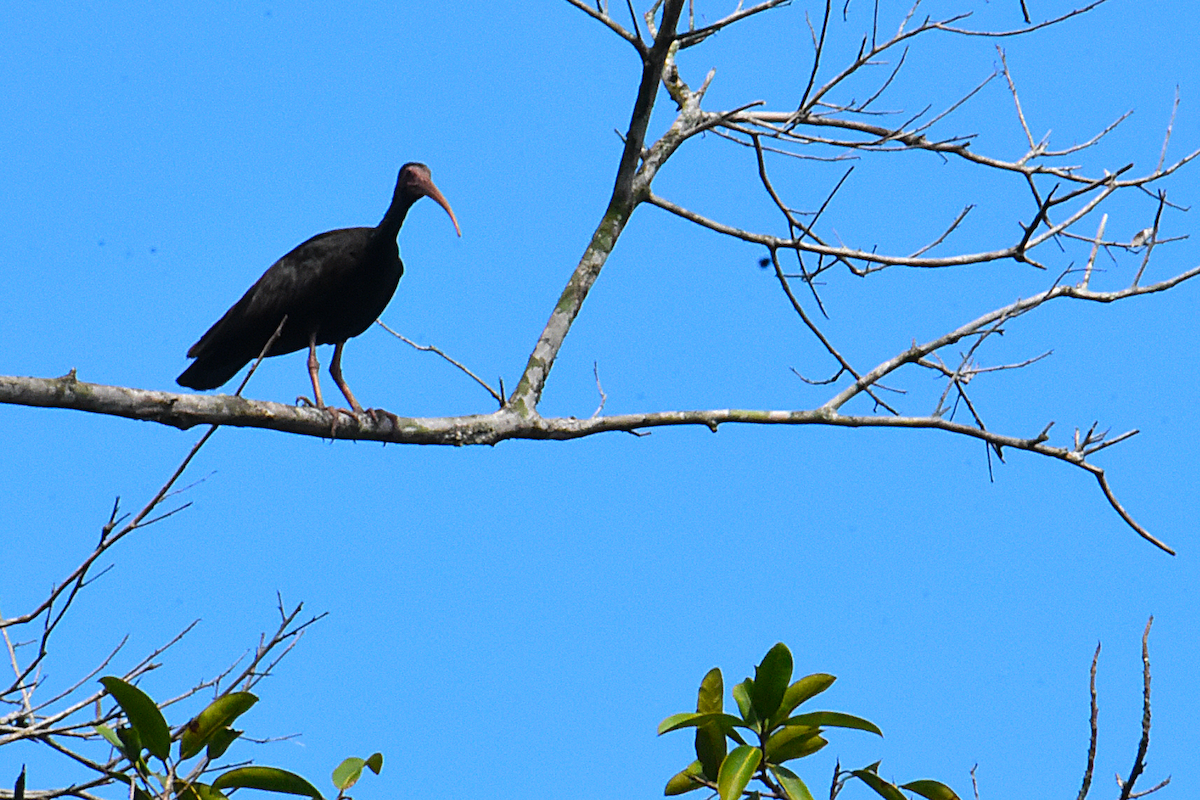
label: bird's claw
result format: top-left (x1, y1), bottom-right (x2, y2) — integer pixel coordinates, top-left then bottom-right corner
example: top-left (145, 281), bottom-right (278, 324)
top-left (300, 399), bottom-right (397, 437)
top-left (324, 405), bottom-right (360, 437)
top-left (364, 407), bottom-right (402, 429)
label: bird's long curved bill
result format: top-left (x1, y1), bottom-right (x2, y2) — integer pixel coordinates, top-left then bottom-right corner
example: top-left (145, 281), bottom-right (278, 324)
top-left (425, 182), bottom-right (461, 237)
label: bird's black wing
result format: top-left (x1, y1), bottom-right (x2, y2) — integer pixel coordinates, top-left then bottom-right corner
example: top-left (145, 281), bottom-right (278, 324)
top-left (179, 227), bottom-right (371, 388)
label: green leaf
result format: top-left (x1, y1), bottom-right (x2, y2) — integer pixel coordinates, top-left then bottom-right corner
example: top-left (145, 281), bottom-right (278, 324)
top-left (686, 667), bottom-right (730, 779)
top-left (212, 767), bottom-right (323, 800)
top-left (901, 780), bottom-right (962, 800)
top-left (770, 765), bottom-right (815, 800)
top-left (95, 724), bottom-right (123, 750)
top-left (331, 754), bottom-right (383, 791)
top-left (180, 692), bottom-right (258, 760)
top-left (732, 680), bottom-right (757, 727)
top-left (100, 677), bottom-right (171, 763)
top-left (113, 725), bottom-right (149, 775)
top-left (176, 782), bottom-right (229, 800)
top-left (695, 721), bottom-right (727, 781)
top-left (206, 727), bottom-right (242, 760)
top-left (698, 668), bottom-right (723, 714)
top-left (783, 711), bottom-right (882, 737)
top-left (771, 674), bottom-right (836, 726)
top-left (763, 725), bottom-right (826, 763)
top-left (717, 745), bottom-right (761, 800)
top-left (115, 725), bottom-right (142, 755)
top-left (664, 761), bottom-right (706, 795)
top-left (660, 712), bottom-right (701, 734)
top-left (332, 758), bottom-right (366, 791)
top-left (851, 769), bottom-right (906, 800)
top-left (751, 644), bottom-right (793, 721)
top-left (659, 712), bottom-right (746, 736)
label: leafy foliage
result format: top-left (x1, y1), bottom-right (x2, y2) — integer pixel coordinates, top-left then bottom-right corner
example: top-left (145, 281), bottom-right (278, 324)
top-left (98, 676), bottom-right (383, 800)
top-left (659, 644), bottom-right (959, 800)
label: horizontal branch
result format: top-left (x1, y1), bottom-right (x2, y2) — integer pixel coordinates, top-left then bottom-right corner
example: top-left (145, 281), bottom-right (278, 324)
top-left (647, 182), bottom-right (1128, 270)
top-left (0, 371), bottom-right (1117, 446)
top-left (727, 110), bottom-right (1200, 188)
top-left (0, 371), bottom-right (1173, 554)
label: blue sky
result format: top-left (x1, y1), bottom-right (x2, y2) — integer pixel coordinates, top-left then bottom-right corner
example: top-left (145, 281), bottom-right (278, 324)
top-left (3, 2), bottom-right (1198, 799)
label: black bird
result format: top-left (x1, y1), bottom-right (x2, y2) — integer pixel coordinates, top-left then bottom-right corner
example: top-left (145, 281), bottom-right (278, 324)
top-left (177, 163), bottom-right (460, 414)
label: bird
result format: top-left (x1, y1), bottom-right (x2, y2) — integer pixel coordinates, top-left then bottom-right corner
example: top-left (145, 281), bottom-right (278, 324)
top-left (177, 163), bottom-right (460, 416)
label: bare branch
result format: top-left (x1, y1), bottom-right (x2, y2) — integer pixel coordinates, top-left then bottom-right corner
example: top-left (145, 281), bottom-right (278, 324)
top-left (997, 46), bottom-right (1037, 151)
top-left (591, 362), bottom-right (608, 418)
top-left (799, 0), bottom-right (834, 110)
top-left (564, 0), bottom-right (646, 52)
top-left (1157, 86), bottom-right (1180, 173)
top-left (934, 1), bottom-right (1111, 37)
top-left (677, 0), bottom-right (789, 48)
top-left (1081, 213), bottom-right (1108, 289)
top-left (731, 109), bottom-right (1200, 188)
top-left (1, 362), bottom-right (1181, 553)
top-left (1133, 192), bottom-right (1168, 287)
top-left (1117, 618), bottom-right (1155, 800)
top-left (909, 204), bottom-right (974, 258)
top-left (646, 176), bottom-right (1129, 272)
top-left (374, 320), bottom-right (503, 407)
top-left (766, 251), bottom-right (898, 414)
top-left (1077, 642), bottom-right (1100, 800)
top-left (509, 0), bottom-right (685, 413)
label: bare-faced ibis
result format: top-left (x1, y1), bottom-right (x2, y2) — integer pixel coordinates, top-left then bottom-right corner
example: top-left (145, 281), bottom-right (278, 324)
top-left (177, 163), bottom-right (460, 415)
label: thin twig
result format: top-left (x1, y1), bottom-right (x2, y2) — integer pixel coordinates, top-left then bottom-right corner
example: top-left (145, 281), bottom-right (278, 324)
top-left (374, 320), bottom-right (503, 407)
top-left (1117, 618), bottom-right (1154, 800)
top-left (1077, 642), bottom-right (1100, 800)
top-left (997, 47), bottom-right (1036, 150)
top-left (591, 362), bottom-right (608, 418)
top-left (564, 0), bottom-right (646, 52)
top-left (1132, 192), bottom-right (1167, 287)
top-left (798, 0), bottom-right (833, 110)
top-left (1156, 87), bottom-right (1180, 173)
top-left (1081, 213), bottom-right (1108, 289)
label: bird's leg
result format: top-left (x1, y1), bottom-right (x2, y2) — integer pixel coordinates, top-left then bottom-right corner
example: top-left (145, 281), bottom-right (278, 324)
top-left (306, 333), bottom-right (327, 408)
top-left (306, 336), bottom-right (364, 437)
top-left (329, 341), bottom-right (366, 414)
top-left (330, 342), bottom-right (398, 427)
top-left (305, 333), bottom-right (345, 435)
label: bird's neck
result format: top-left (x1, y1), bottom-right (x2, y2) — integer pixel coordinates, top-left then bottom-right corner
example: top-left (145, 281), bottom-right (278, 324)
top-left (377, 191), bottom-right (416, 240)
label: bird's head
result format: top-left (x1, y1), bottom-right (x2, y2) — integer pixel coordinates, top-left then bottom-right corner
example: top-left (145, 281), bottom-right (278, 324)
top-left (397, 163), bottom-right (461, 236)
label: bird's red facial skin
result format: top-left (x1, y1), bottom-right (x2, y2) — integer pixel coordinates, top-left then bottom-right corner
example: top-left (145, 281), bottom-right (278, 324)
top-left (403, 165), bottom-right (460, 236)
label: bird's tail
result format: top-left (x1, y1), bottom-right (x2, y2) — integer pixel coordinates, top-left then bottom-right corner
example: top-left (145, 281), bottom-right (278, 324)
top-left (176, 354), bottom-right (250, 391)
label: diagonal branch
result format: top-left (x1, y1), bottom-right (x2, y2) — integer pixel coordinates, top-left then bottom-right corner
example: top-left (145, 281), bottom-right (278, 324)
top-left (676, 0), bottom-right (790, 49)
top-left (1118, 618), bottom-right (1156, 800)
top-left (510, 0), bottom-right (685, 415)
top-left (821, 265), bottom-right (1200, 413)
top-left (564, 0), bottom-right (646, 53)
top-left (1077, 641), bottom-right (1100, 800)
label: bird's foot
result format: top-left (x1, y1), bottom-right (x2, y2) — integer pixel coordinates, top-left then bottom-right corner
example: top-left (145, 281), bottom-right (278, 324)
top-left (364, 407), bottom-right (402, 429)
top-left (325, 405), bottom-right (360, 437)
top-left (297, 396), bottom-right (354, 437)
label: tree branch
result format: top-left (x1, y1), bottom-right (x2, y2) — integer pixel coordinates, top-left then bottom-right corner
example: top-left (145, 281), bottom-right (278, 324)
top-left (509, 0), bottom-right (685, 414)
top-left (0, 370), bottom-right (1175, 553)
